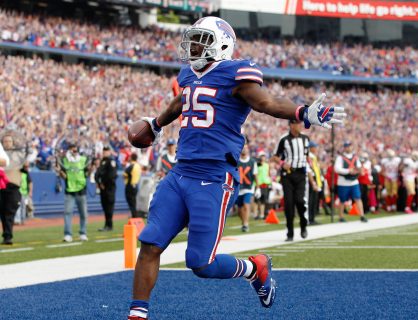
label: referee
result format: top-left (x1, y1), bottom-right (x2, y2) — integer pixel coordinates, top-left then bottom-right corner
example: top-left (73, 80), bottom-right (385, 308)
top-left (274, 120), bottom-right (310, 241)
top-left (95, 146), bottom-right (117, 231)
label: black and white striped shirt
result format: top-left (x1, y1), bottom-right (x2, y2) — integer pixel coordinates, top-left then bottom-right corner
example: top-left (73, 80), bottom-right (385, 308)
top-left (276, 133), bottom-right (310, 169)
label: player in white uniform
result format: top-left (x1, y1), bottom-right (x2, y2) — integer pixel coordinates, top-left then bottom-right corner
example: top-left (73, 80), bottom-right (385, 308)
top-left (400, 151), bottom-right (418, 213)
top-left (381, 149), bottom-right (401, 212)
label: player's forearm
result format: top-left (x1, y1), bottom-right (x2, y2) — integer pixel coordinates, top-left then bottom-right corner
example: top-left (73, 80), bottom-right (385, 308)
top-left (155, 94), bottom-right (182, 127)
top-left (253, 96), bottom-right (304, 120)
top-left (235, 83), bottom-right (304, 120)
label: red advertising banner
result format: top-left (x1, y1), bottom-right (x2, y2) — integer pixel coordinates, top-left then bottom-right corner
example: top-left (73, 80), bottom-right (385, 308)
top-left (284, 0), bottom-right (418, 21)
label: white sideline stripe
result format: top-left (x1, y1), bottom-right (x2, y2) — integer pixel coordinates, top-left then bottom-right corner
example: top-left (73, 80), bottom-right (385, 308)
top-left (95, 238), bottom-right (123, 243)
top-left (0, 247), bottom-right (34, 253)
top-left (0, 214), bottom-right (417, 289)
top-left (46, 242), bottom-right (82, 248)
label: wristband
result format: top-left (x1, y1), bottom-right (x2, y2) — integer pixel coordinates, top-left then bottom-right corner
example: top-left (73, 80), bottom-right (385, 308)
top-left (296, 105), bottom-right (308, 122)
top-left (295, 106), bottom-right (303, 121)
top-left (152, 118), bottom-right (162, 132)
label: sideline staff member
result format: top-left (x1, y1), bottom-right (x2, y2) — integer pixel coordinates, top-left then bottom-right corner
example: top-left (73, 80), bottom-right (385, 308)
top-left (124, 153), bottom-right (141, 218)
top-left (274, 120), bottom-right (310, 241)
top-left (1, 135), bottom-right (25, 245)
top-left (95, 146), bottom-right (117, 231)
top-left (59, 143), bottom-right (90, 242)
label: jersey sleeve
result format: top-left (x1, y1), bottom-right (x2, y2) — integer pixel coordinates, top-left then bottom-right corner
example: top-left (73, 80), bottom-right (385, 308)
top-left (234, 60), bottom-right (263, 86)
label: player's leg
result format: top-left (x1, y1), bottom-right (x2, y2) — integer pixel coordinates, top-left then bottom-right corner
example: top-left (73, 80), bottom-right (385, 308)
top-left (129, 172), bottom-right (188, 319)
top-left (391, 180), bottom-right (398, 211)
top-left (185, 173), bottom-right (276, 308)
top-left (404, 180), bottom-right (415, 213)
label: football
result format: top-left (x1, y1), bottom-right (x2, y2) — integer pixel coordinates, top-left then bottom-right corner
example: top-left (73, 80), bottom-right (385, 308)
top-left (127, 119), bottom-right (155, 148)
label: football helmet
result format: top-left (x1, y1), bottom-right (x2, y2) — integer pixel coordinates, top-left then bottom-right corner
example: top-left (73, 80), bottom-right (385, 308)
top-left (178, 16), bottom-right (236, 70)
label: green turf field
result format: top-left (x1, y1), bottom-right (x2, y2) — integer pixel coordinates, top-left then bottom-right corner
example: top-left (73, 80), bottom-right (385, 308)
top-left (167, 223), bottom-right (418, 269)
top-left (0, 211), bottom-right (411, 266)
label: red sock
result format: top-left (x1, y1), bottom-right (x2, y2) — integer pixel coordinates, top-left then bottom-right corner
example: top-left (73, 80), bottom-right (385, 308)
top-left (406, 195), bottom-right (413, 208)
top-left (385, 197), bottom-right (391, 208)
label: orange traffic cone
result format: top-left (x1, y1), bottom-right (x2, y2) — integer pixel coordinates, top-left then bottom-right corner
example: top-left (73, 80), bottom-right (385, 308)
top-left (349, 203), bottom-right (360, 216)
top-left (265, 209), bottom-right (280, 224)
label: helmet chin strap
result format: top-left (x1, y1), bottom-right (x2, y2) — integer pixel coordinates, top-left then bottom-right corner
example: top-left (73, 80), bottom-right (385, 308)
top-left (191, 58), bottom-right (209, 71)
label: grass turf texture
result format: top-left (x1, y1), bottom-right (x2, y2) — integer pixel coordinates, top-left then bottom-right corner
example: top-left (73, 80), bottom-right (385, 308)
top-left (167, 224), bottom-right (418, 269)
top-left (0, 211), bottom-right (406, 265)
top-left (1, 270), bottom-right (417, 319)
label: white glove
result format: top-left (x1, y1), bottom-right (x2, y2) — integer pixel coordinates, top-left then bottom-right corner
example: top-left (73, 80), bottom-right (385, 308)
top-left (141, 117), bottom-right (164, 145)
top-left (254, 187), bottom-right (261, 200)
top-left (303, 93), bottom-right (346, 129)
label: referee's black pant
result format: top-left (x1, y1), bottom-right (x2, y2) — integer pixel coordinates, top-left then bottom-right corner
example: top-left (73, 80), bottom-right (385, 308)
top-left (282, 170), bottom-right (308, 239)
top-left (100, 186), bottom-right (116, 229)
top-left (125, 184), bottom-right (139, 218)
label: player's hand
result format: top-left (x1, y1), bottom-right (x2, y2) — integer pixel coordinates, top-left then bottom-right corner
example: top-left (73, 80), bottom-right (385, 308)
top-left (141, 117), bottom-right (164, 145)
top-left (303, 93), bottom-right (346, 129)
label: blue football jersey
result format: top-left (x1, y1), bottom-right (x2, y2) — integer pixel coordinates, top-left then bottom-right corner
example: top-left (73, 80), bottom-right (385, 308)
top-left (172, 59), bottom-right (263, 182)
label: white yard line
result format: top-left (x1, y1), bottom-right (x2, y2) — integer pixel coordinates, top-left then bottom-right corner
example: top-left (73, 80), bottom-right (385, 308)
top-left (0, 214), bottom-right (417, 289)
top-left (45, 242), bottom-right (82, 248)
top-left (0, 247), bottom-right (34, 253)
top-left (95, 238), bottom-right (123, 243)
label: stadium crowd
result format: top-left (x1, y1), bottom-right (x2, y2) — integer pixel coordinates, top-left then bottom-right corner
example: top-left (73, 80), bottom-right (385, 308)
top-left (0, 55), bottom-right (416, 245)
top-left (1, 10), bottom-right (417, 78)
top-left (0, 55), bottom-right (416, 168)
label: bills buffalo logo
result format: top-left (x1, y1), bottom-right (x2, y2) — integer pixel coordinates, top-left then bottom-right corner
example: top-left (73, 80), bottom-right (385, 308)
top-left (222, 183), bottom-right (235, 194)
top-left (216, 20), bottom-right (236, 41)
top-left (318, 105), bottom-right (333, 123)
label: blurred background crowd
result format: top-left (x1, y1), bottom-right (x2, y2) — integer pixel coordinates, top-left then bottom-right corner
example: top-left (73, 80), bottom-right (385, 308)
top-left (0, 55), bottom-right (416, 171)
top-left (1, 9), bottom-right (417, 78)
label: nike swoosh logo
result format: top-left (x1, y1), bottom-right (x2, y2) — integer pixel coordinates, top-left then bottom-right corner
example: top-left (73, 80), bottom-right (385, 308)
top-left (201, 181), bottom-right (213, 186)
top-left (262, 286), bottom-right (273, 305)
top-left (249, 62), bottom-right (256, 66)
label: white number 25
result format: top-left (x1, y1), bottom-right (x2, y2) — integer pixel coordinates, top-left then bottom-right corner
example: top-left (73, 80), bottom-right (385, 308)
top-left (181, 86), bottom-right (217, 128)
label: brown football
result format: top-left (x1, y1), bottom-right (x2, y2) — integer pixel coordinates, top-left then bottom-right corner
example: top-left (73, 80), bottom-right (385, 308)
top-left (127, 119), bottom-right (155, 148)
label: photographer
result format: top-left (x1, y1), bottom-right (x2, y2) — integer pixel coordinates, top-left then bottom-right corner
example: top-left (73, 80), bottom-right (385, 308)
top-left (58, 143), bottom-right (90, 242)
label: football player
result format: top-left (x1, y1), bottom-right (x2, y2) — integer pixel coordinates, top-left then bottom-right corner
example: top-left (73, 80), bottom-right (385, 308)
top-left (381, 149), bottom-right (401, 212)
top-left (128, 17), bottom-right (345, 319)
